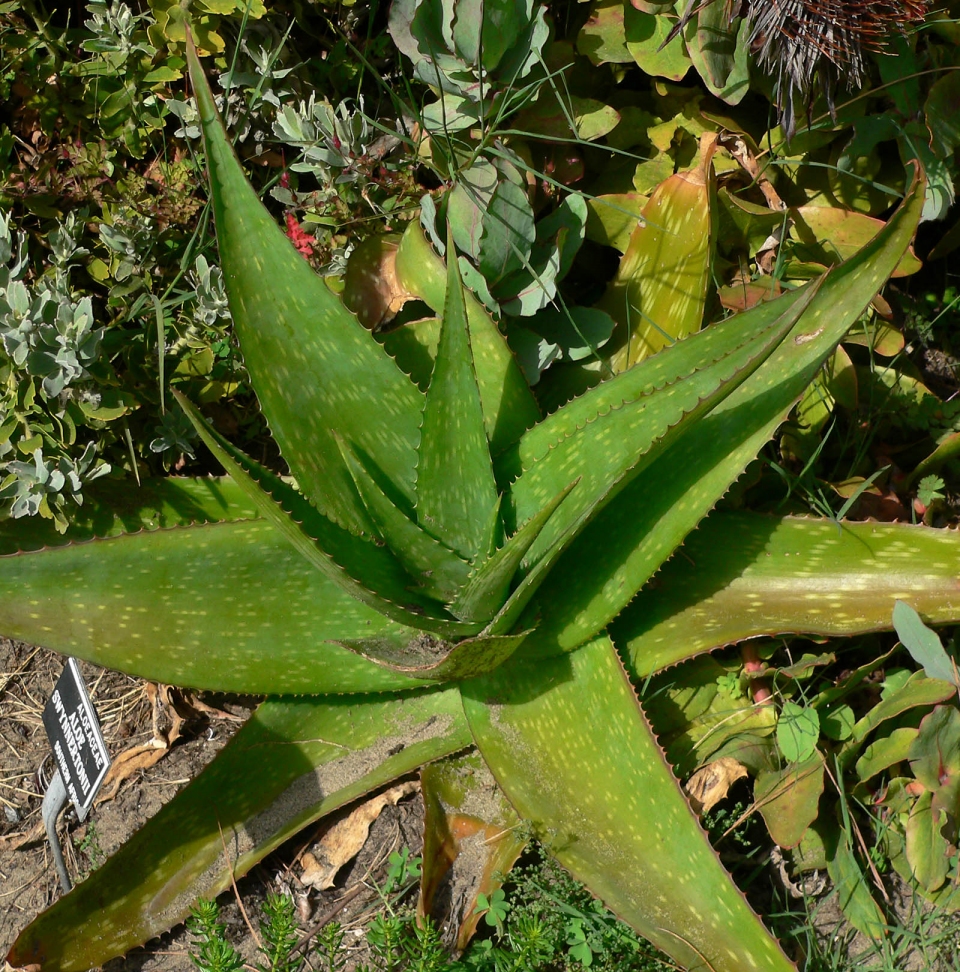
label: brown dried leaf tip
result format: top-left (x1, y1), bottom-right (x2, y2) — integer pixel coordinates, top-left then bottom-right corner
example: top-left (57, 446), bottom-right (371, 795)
top-left (747, 0), bottom-right (928, 135)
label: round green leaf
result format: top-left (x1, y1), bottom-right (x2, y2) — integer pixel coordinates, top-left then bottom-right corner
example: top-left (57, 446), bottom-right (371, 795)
top-left (777, 701), bottom-right (820, 763)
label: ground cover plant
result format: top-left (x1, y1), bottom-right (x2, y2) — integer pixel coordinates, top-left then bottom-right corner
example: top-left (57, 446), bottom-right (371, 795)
top-left (6, 0), bottom-right (960, 970)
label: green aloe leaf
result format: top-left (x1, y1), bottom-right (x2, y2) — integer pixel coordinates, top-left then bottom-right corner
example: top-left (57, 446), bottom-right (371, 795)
top-left (0, 476), bottom-right (258, 553)
top-left (491, 288), bottom-right (822, 640)
top-left (450, 480), bottom-right (577, 624)
top-left (9, 688), bottom-right (470, 972)
top-left (503, 273), bottom-right (824, 597)
top-left (0, 518), bottom-right (431, 694)
top-left (461, 635), bottom-right (797, 972)
top-left (176, 392), bottom-right (479, 638)
top-left (339, 437), bottom-right (472, 603)
top-left (187, 40), bottom-right (423, 536)
top-left (416, 228), bottom-right (500, 562)
top-left (394, 221), bottom-right (540, 453)
top-left (613, 512), bottom-right (960, 676)
top-left (519, 167), bottom-right (926, 654)
top-left (0, 475), bottom-right (426, 693)
top-left (498, 268), bottom-right (817, 490)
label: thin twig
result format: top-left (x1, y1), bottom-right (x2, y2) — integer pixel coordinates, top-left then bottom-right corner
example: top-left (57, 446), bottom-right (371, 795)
top-left (289, 883), bottom-right (366, 957)
top-left (217, 820), bottom-right (263, 950)
top-left (823, 759), bottom-right (891, 904)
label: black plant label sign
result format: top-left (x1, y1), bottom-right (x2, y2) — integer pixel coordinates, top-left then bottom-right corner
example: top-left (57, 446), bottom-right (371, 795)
top-left (42, 658), bottom-right (111, 821)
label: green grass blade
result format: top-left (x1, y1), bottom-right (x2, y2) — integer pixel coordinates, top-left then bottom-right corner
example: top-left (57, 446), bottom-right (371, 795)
top-left (450, 480), bottom-right (577, 623)
top-left (0, 519), bottom-right (432, 694)
top-left (461, 635), bottom-right (796, 972)
top-left (177, 392), bottom-right (480, 638)
top-left (187, 39), bottom-right (423, 535)
top-left (614, 512), bottom-right (960, 676)
top-left (395, 220), bottom-right (540, 454)
top-left (521, 167), bottom-right (926, 653)
top-left (415, 228), bottom-right (500, 561)
top-left (339, 437), bottom-right (472, 602)
top-left (8, 689), bottom-right (470, 972)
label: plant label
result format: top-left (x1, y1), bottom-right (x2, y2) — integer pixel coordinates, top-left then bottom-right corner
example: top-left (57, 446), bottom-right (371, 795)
top-left (42, 658), bottom-right (111, 822)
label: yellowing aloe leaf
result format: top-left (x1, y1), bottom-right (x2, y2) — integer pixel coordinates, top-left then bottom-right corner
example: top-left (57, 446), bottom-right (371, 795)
top-left (187, 41), bottom-right (423, 536)
top-left (613, 512), bottom-right (960, 677)
top-left (461, 635), bottom-right (797, 972)
top-left (9, 690), bottom-right (469, 972)
top-left (419, 753), bottom-right (527, 950)
top-left (597, 135), bottom-right (716, 370)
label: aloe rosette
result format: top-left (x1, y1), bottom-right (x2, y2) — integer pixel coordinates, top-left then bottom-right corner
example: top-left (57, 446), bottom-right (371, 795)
top-left (2, 41), bottom-right (957, 972)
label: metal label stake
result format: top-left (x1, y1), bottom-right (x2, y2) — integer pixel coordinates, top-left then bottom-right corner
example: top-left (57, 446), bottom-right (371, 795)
top-left (41, 658), bottom-right (111, 893)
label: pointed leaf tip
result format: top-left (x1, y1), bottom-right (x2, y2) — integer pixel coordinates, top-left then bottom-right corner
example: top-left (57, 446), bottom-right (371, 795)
top-left (416, 234), bottom-right (499, 561)
top-left (188, 48), bottom-right (424, 537)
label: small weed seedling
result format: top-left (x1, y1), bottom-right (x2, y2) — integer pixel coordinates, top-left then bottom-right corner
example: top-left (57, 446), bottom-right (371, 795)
top-left (187, 899), bottom-right (244, 972)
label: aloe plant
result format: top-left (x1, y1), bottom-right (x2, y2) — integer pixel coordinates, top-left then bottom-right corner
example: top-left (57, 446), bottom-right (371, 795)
top-left (2, 39), bottom-right (956, 972)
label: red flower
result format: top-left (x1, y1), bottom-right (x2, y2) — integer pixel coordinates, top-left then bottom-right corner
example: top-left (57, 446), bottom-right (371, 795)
top-left (285, 213), bottom-right (314, 258)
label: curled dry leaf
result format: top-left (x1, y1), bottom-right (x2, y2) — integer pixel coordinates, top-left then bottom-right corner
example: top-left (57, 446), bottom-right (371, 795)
top-left (770, 846), bottom-right (827, 899)
top-left (178, 690), bottom-right (246, 723)
top-left (97, 684), bottom-right (185, 804)
top-left (685, 757), bottom-right (748, 814)
top-left (299, 780), bottom-right (419, 890)
top-left (722, 134), bottom-right (786, 212)
top-left (343, 235), bottom-right (418, 329)
top-left (0, 820), bottom-right (45, 852)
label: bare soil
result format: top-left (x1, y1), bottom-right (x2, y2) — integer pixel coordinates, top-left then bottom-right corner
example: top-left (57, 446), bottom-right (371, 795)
top-left (0, 639), bottom-right (427, 972)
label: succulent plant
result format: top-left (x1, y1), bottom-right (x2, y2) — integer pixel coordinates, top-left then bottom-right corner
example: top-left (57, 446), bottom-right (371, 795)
top-left (4, 37), bottom-right (959, 972)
